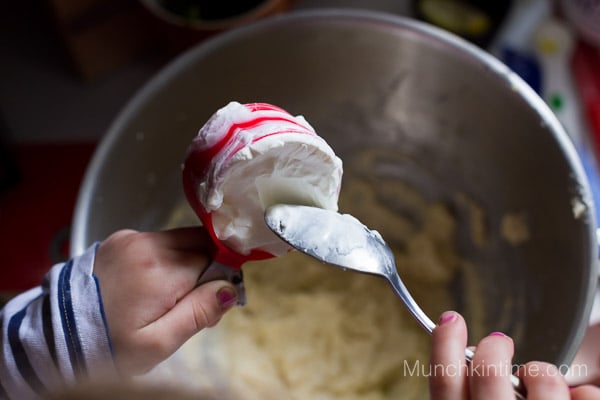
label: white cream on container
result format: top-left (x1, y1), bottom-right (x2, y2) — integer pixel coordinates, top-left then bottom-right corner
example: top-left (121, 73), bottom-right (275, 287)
top-left (183, 102), bottom-right (343, 260)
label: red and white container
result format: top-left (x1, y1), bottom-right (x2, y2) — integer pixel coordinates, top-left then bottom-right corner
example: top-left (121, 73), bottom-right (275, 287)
top-left (183, 102), bottom-right (343, 269)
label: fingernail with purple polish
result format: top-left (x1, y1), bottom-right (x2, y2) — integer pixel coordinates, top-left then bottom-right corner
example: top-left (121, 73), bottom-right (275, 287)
top-left (217, 286), bottom-right (238, 309)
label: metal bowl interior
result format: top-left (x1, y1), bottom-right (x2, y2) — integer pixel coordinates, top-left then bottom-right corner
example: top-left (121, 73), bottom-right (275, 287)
top-left (72, 9), bottom-right (597, 368)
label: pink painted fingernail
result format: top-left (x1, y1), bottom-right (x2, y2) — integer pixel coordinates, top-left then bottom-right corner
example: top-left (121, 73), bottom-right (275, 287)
top-left (439, 311), bottom-right (457, 325)
top-left (217, 286), bottom-right (238, 309)
top-left (489, 331), bottom-right (506, 337)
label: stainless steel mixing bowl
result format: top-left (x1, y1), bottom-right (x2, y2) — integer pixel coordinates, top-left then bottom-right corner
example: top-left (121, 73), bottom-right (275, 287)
top-left (72, 9), bottom-right (597, 369)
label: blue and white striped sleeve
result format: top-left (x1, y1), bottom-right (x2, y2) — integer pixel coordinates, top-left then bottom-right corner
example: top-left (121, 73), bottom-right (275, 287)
top-left (0, 243), bottom-right (117, 399)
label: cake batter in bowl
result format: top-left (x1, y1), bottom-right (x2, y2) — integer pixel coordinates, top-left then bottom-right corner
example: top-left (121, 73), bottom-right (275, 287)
top-left (71, 9), bottom-right (598, 399)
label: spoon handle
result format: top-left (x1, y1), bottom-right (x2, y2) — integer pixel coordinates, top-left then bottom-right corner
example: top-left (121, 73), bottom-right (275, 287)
top-left (196, 261), bottom-right (246, 305)
top-left (387, 273), bottom-right (527, 399)
top-left (387, 271), bottom-right (436, 333)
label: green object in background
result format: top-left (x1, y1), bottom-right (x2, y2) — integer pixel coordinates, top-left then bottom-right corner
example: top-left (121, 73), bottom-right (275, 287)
top-left (413, 0), bottom-right (512, 47)
top-left (419, 0), bottom-right (491, 37)
top-left (549, 92), bottom-right (564, 112)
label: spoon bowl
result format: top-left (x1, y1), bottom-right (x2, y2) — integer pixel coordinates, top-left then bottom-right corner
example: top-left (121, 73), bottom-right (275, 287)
top-left (264, 204), bottom-right (526, 399)
top-left (264, 203), bottom-right (436, 333)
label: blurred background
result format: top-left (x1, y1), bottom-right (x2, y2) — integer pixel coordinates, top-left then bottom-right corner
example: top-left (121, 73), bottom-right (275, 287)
top-left (0, 0), bottom-right (598, 298)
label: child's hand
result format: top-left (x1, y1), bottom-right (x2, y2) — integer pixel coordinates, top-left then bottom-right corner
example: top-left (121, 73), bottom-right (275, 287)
top-left (93, 227), bottom-right (238, 375)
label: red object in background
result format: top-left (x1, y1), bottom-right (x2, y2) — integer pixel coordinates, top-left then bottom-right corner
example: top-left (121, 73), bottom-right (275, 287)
top-left (0, 143), bottom-right (96, 293)
top-left (572, 40), bottom-right (600, 157)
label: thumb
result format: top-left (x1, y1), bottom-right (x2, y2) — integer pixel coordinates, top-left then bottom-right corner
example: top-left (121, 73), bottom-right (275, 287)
top-left (151, 280), bottom-right (238, 353)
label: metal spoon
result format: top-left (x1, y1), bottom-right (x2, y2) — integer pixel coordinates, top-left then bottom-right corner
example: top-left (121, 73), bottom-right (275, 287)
top-left (264, 204), bottom-right (526, 399)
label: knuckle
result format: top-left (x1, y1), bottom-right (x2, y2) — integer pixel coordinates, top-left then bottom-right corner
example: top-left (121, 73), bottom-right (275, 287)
top-left (103, 229), bottom-right (139, 249)
top-left (118, 231), bottom-right (164, 269)
top-left (191, 299), bottom-right (213, 331)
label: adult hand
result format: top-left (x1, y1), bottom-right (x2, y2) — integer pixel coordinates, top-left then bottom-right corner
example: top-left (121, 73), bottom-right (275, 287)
top-left (429, 311), bottom-right (600, 399)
